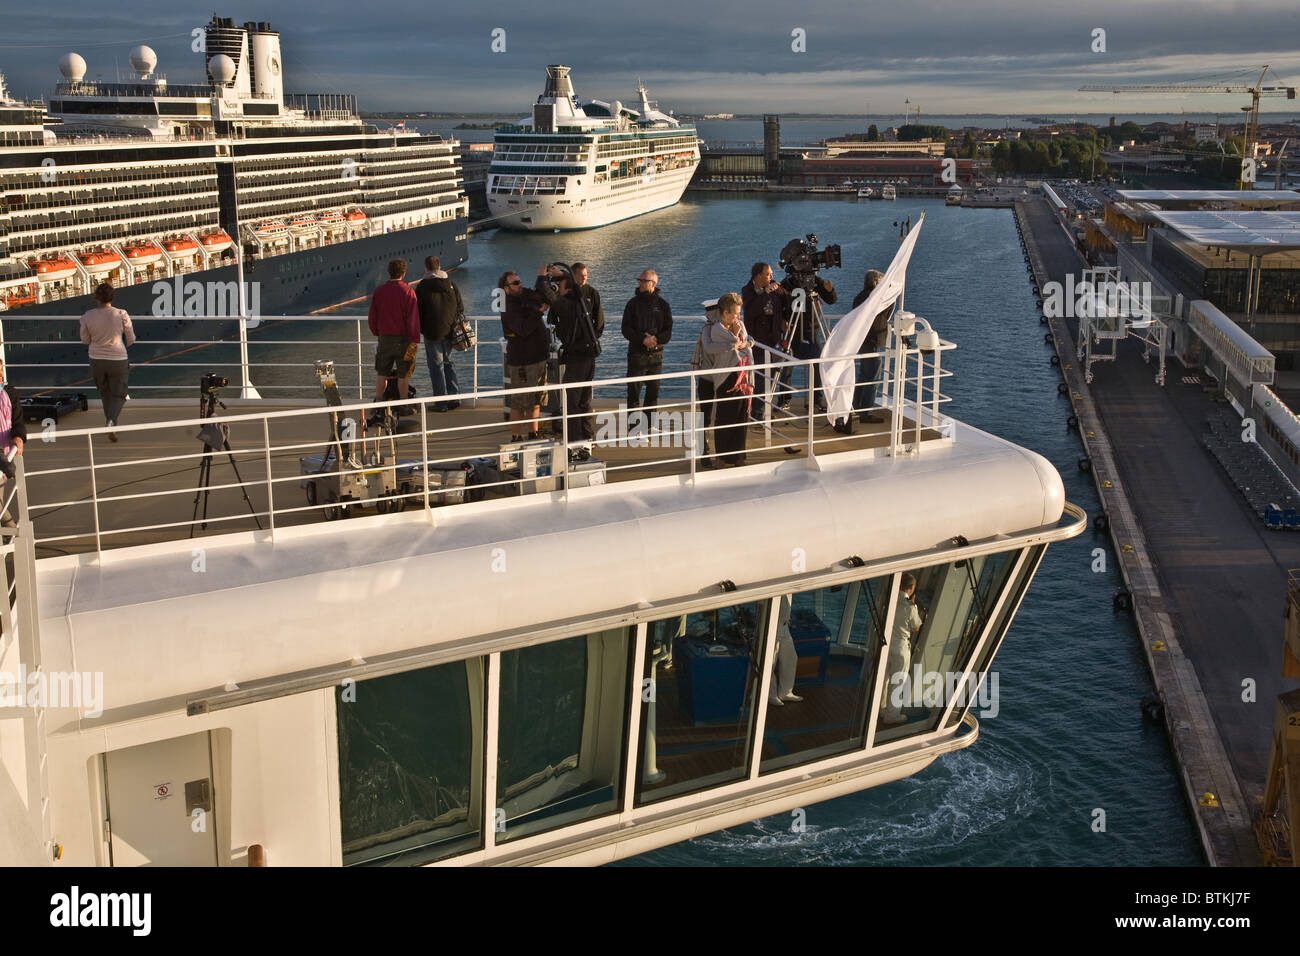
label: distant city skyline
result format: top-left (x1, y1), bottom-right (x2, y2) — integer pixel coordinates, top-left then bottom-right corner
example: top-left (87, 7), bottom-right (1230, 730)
top-left (2, 1), bottom-right (1297, 117)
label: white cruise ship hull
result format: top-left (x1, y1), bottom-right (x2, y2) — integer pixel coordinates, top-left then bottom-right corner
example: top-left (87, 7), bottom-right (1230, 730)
top-left (487, 165), bottom-right (695, 231)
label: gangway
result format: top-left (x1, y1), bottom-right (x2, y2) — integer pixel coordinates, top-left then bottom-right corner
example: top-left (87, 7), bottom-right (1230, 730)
top-left (1074, 266), bottom-right (1171, 386)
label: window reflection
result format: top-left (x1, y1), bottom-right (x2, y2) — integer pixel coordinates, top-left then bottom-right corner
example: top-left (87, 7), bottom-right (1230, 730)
top-left (875, 551), bottom-right (1021, 743)
top-left (496, 628), bottom-right (631, 843)
top-left (337, 658), bottom-right (485, 866)
top-left (760, 577), bottom-right (891, 773)
top-left (637, 602), bottom-right (769, 804)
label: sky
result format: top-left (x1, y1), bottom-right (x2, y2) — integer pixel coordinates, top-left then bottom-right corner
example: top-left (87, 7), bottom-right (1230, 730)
top-left (1, 0), bottom-right (1298, 118)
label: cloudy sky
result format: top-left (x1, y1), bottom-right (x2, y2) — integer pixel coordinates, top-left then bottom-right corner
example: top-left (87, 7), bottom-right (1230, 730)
top-left (2, 0), bottom-right (1297, 117)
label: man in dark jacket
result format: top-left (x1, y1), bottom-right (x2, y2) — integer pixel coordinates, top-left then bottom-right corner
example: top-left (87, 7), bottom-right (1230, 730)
top-left (414, 255), bottom-right (462, 412)
top-left (741, 261), bottom-right (791, 412)
top-left (622, 269), bottom-right (672, 414)
top-left (538, 264), bottom-right (603, 440)
top-left (781, 270), bottom-right (837, 412)
top-left (500, 269), bottom-right (550, 441)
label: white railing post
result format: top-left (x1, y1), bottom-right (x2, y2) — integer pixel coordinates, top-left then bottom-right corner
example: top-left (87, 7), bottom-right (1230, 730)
top-left (262, 416), bottom-right (275, 538)
top-left (86, 433), bottom-right (102, 561)
top-left (558, 386), bottom-right (569, 497)
top-left (420, 401), bottom-right (431, 516)
top-left (688, 373), bottom-right (698, 478)
top-left (806, 358), bottom-right (816, 462)
top-left (471, 318), bottom-right (480, 406)
top-left (355, 317), bottom-right (365, 403)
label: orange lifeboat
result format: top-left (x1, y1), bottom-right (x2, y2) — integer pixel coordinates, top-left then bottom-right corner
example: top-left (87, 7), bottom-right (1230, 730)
top-left (199, 230), bottom-right (233, 253)
top-left (163, 236), bottom-right (200, 257)
top-left (79, 248), bottom-right (123, 275)
top-left (289, 214), bottom-right (318, 234)
top-left (320, 210), bottom-right (345, 227)
top-left (123, 240), bottom-right (163, 266)
top-left (255, 220), bottom-right (289, 241)
top-left (346, 209), bottom-right (367, 224)
top-left (1, 283), bottom-right (38, 309)
top-left (26, 255), bottom-right (78, 282)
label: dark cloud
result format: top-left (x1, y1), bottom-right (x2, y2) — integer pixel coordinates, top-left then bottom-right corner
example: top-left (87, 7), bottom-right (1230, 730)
top-left (2, 1), bottom-right (1296, 114)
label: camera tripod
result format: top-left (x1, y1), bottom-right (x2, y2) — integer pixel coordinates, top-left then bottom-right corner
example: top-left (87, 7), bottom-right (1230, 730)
top-left (189, 383), bottom-right (263, 536)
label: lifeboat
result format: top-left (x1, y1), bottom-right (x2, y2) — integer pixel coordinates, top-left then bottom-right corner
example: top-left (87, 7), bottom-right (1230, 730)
top-left (320, 210), bottom-right (345, 227)
top-left (163, 236), bottom-right (200, 257)
top-left (122, 240), bottom-right (164, 266)
top-left (255, 221), bottom-right (289, 241)
top-left (199, 230), bottom-right (234, 253)
top-left (289, 214), bottom-right (319, 235)
top-left (26, 255), bottom-right (78, 282)
top-left (1, 283), bottom-right (38, 309)
top-left (345, 209), bottom-right (367, 224)
top-left (79, 248), bottom-right (123, 275)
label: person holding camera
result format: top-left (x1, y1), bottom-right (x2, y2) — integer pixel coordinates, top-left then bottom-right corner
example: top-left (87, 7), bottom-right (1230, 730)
top-left (79, 282), bottom-right (135, 441)
top-left (780, 271), bottom-right (836, 414)
top-left (537, 264), bottom-right (603, 440)
top-left (499, 269), bottom-right (549, 441)
top-left (621, 269), bottom-right (672, 418)
top-left (741, 262), bottom-right (791, 413)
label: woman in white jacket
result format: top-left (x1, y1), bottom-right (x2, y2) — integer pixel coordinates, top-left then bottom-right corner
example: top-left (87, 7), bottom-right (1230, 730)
top-left (701, 292), bottom-right (754, 467)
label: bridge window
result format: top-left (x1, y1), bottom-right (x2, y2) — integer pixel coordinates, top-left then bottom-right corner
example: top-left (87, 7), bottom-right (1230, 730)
top-left (635, 601), bottom-right (770, 805)
top-left (337, 657), bottom-right (486, 865)
top-left (759, 575), bottom-right (892, 774)
top-left (875, 549), bottom-right (1024, 744)
top-left (495, 628), bottom-right (632, 843)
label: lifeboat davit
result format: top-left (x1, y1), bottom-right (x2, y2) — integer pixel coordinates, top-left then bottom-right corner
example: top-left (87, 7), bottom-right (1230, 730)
top-left (122, 240), bottom-right (163, 266)
top-left (199, 230), bottom-right (233, 253)
top-left (79, 249), bottom-right (123, 275)
top-left (289, 214), bottom-right (318, 234)
top-left (163, 236), bottom-right (200, 257)
top-left (26, 255), bottom-right (78, 282)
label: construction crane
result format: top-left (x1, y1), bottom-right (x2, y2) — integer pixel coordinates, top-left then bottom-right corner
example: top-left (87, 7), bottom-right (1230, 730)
top-left (1079, 67), bottom-right (1297, 188)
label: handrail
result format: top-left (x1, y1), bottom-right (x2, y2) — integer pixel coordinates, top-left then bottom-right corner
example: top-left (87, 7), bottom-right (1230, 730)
top-left (18, 340), bottom-right (955, 560)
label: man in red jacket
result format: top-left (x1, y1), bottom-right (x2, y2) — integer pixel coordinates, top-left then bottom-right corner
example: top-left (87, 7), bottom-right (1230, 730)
top-left (367, 259), bottom-right (420, 403)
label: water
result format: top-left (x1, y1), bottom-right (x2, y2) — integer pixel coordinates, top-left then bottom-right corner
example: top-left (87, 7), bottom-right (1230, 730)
top-left (420, 194), bottom-right (1201, 866)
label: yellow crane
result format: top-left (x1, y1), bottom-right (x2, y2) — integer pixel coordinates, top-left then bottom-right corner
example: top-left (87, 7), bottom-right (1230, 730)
top-left (1079, 67), bottom-right (1297, 188)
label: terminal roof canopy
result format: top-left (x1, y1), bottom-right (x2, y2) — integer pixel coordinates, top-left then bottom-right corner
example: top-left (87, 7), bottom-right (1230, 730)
top-left (1118, 189), bottom-right (1300, 208)
top-left (1152, 211), bottom-right (1300, 252)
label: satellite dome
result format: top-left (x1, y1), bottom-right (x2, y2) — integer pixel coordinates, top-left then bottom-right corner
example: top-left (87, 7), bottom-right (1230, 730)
top-left (208, 54), bottom-right (236, 85)
top-left (129, 45), bottom-right (157, 75)
top-left (59, 52), bottom-right (87, 82)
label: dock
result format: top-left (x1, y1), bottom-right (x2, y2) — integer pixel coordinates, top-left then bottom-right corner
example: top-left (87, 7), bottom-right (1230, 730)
top-left (1017, 196), bottom-right (1300, 865)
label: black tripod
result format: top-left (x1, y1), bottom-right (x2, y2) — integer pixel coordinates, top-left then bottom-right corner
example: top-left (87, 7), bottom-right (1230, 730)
top-left (190, 378), bottom-right (263, 536)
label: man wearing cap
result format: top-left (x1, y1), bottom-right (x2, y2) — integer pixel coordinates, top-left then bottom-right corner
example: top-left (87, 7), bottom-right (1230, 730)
top-left (622, 269), bottom-right (673, 417)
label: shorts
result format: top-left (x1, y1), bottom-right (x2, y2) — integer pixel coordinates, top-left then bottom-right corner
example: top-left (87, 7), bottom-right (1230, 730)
top-left (507, 360), bottom-right (547, 411)
top-left (375, 336), bottom-right (418, 378)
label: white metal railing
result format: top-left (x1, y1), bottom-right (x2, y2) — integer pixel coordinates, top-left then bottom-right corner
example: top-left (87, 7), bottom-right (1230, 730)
top-left (17, 339), bottom-right (954, 560)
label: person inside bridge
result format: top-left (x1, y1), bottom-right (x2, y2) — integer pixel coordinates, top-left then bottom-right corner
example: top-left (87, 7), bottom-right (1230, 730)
top-left (79, 282), bottom-right (135, 442)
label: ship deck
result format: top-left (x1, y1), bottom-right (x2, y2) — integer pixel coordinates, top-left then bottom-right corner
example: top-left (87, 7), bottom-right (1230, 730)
top-left (22, 396), bottom-right (944, 560)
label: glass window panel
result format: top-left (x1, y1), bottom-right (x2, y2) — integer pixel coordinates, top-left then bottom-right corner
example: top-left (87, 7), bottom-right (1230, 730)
top-left (760, 575), bottom-right (891, 773)
top-left (945, 545), bottom-right (1044, 729)
top-left (636, 601), bottom-right (770, 805)
top-left (875, 550), bottom-right (1021, 744)
top-left (496, 628), bottom-right (631, 843)
top-left (337, 658), bottom-right (485, 865)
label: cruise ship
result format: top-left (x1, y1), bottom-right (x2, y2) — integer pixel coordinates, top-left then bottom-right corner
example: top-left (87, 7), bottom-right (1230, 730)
top-left (486, 66), bottom-right (699, 230)
top-left (0, 16), bottom-right (467, 375)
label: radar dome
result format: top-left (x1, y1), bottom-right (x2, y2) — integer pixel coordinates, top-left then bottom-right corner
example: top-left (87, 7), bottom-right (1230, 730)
top-left (208, 54), bottom-right (236, 85)
top-left (59, 53), bottom-right (87, 82)
top-left (129, 45), bottom-right (157, 75)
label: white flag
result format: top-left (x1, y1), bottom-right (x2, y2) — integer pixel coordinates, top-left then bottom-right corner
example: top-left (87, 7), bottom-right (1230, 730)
top-left (822, 214), bottom-right (925, 425)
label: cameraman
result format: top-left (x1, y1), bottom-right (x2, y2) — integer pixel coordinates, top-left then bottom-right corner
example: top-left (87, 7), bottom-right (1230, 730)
top-left (780, 270), bottom-right (836, 413)
top-left (741, 262), bottom-right (791, 412)
top-left (537, 264), bottom-right (603, 440)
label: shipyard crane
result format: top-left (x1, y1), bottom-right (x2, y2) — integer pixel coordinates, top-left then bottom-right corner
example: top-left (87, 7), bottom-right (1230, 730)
top-left (1079, 67), bottom-right (1297, 189)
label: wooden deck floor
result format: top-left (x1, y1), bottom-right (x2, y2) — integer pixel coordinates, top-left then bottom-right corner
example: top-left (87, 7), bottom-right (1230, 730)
top-left (22, 398), bottom-right (940, 558)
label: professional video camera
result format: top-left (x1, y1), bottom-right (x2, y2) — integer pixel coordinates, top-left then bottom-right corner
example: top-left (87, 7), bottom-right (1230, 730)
top-left (778, 233), bottom-right (841, 291)
top-left (200, 372), bottom-right (229, 395)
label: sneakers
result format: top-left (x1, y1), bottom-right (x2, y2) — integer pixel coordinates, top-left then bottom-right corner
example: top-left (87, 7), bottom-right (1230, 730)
top-left (768, 696), bottom-right (784, 707)
top-left (526, 431), bottom-right (541, 440)
top-left (106, 419), bottom-right (118, 442)
top-left (781, 693), bottom-right (803, 703)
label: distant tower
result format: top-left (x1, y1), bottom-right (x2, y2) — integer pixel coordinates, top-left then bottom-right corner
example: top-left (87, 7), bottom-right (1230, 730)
top-left (1109, 116), bottom-right (1116, 128)
top-left (764, 114), bottom-right (780, 181)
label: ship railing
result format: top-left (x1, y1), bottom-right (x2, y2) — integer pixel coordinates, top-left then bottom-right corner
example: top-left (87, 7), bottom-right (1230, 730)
top-left (16, 341), bottom-right (953, 560)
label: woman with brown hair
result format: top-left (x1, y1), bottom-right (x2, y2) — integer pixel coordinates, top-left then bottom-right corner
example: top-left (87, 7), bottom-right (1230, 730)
top-left (701, 292), bottom-right (754, 467)
top-left (79, 282), bottom-right (135, 441)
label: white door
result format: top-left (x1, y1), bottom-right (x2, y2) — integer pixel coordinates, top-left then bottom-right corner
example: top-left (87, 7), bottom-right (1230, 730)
top-left (104, 731), bottom-right (218, 867)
